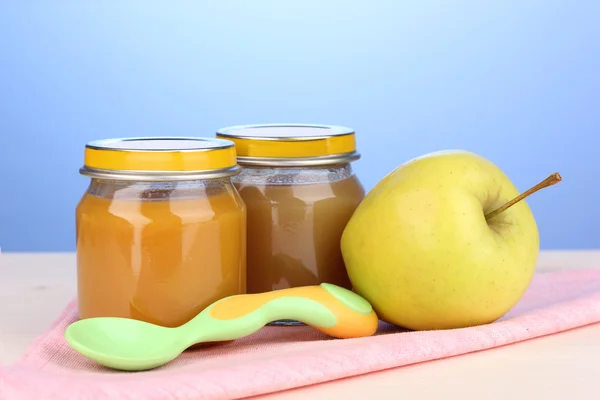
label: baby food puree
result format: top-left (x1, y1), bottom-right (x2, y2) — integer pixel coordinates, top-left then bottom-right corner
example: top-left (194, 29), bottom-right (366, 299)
top-left (216, 124), bottom-right (365, 294)
top-left (76, 137), bottom-right (246, 327)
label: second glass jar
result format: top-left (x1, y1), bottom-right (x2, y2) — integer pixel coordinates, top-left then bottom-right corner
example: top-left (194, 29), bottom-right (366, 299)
top-left (216, 124), bottom-right (365, 294)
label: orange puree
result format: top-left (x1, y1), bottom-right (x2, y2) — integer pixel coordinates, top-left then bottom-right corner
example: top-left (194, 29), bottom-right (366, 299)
top-left (75, 180), bottom-right (246, 327)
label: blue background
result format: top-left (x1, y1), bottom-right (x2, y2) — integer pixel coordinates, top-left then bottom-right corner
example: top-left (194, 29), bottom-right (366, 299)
top-left (0, 1), bottom-right (598, 251)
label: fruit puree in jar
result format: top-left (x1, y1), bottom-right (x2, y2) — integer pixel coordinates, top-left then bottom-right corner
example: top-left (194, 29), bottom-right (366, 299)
top-left (234, 171), bottom-right (364, 293)
top-left (215, 124), bottom-right (365, 325)
top-left (76, 136), bottom-right (246, 328)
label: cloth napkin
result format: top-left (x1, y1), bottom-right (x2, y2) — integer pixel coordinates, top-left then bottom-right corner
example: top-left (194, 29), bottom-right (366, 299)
top-left (1, 268), bottom-right (600, 400)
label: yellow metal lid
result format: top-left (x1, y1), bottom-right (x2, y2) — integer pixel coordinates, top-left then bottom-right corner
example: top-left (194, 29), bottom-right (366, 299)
top-left (215, 124), bottom-right (360, 166)
top-left (80, 137), bottom-right (240, 181)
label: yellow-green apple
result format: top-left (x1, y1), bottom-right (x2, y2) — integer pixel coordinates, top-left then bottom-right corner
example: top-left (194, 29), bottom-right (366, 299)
top-left (341, 150), bottom-right (561, 330)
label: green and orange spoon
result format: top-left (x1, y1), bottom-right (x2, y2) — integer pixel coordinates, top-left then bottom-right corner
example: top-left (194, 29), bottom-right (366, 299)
top-left (64, 283), bottom-right (379, 371)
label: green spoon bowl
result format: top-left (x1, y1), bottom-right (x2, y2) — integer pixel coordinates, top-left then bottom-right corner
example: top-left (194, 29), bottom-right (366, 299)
top-left (66, 317), bottom-right (186, 370)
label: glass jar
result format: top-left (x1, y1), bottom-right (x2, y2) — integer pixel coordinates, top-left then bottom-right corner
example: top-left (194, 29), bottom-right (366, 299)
top-left (216, 124), bottom-right (365, 295)
top-left (75, 137), bottom-right (246, 328)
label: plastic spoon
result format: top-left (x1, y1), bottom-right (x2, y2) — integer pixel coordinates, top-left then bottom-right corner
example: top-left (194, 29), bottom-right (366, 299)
top-left (64, 283), bottom-right (379, 371)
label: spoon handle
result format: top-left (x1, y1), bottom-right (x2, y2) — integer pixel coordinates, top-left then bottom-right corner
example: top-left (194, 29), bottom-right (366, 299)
top-left (183, 283), bottom-right (379, 345)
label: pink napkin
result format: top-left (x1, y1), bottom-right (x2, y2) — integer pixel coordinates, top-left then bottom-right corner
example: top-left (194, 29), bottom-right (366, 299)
top-left (2, 268), bottom-right (600, 400)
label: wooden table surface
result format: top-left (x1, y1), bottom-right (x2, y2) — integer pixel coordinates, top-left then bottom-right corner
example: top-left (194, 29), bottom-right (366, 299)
top-left (1, 251), bottom-right (599, 399)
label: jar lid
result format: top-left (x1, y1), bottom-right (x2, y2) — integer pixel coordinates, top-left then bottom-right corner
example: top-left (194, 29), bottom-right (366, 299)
top-left (215, 124), bottom-right (360, 166)
top-left (80, 137), bottom-right (240, 181)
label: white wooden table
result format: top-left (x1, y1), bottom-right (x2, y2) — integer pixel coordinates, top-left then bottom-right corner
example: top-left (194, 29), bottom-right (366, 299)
top-left (1, 251), bottom-right (599, 399)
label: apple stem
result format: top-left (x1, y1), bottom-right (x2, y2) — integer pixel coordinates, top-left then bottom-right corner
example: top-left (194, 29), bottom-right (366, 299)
top-left (484, 173), bottom-right (562, 221)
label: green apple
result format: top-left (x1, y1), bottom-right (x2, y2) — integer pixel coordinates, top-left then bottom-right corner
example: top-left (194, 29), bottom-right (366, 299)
top-left (341, 150), bottom-right (560, 330)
